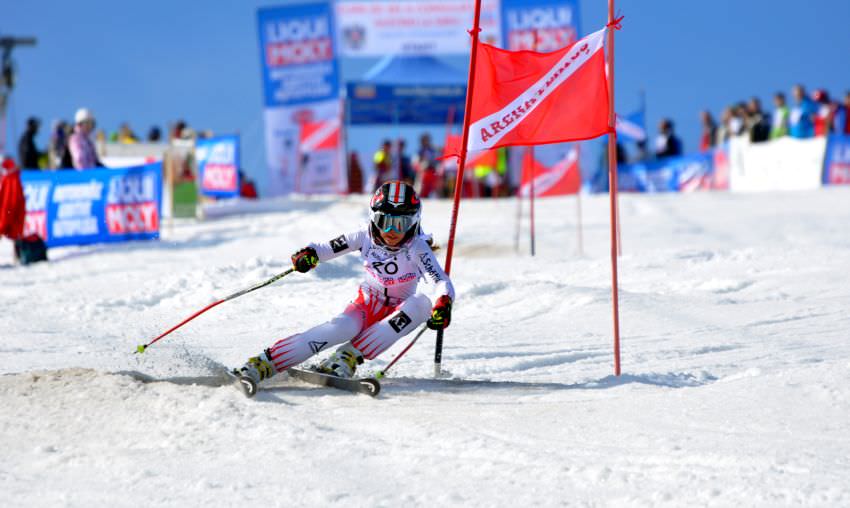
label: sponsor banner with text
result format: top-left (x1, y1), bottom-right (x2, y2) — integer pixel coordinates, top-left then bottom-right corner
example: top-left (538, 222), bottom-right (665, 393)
top-left (196, 135), bottom-right (240, 198)
top-left (823, 134), bottom-right (850, 185)
top-left (500, 0), bottom-right (581, 51)
top-left (335, 0), bottom-right (501, 56)
top-left (258, 3), bottom-right (342, 196)
top-left (21, 163), bottom-right (162, 248)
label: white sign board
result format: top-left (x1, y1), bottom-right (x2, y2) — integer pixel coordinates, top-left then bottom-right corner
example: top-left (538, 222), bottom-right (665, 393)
top-left (335, 0), bottom-right (501, 56)
top-left (729, 136), bottom-right (826, 192)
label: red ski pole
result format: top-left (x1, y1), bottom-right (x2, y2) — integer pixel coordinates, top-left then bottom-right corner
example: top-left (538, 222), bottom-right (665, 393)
top-left (135, 267), bottom-right (295, 354)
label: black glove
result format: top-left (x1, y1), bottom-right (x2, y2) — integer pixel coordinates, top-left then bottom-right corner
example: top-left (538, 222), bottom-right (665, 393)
top-left (427, 295), bottom-right (453, 330)
top-left (291, 246), bottom-right (319, 273)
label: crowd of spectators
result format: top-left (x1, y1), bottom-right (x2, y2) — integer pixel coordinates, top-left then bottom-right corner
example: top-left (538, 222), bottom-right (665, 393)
top-left (350, 133), bottom-right (511, 199)
top-left (697, 85), bottom-right (849, 154)
top-left (13, 107), bottom-right (211, 171)
top-left (610, 84), bottom-right (849, 167)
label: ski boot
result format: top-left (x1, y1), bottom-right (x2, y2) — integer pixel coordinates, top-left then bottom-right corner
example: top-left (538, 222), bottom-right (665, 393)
top-left (317, 343), bottom-right (364, 378)
top-left (232, 353), bottom-right (275, 398)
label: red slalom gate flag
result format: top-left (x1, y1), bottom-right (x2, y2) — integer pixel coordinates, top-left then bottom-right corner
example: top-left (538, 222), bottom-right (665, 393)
top-left (454, 27), bottom-right (609, 155)
top-left (520, 146), bottom-right (581, 197)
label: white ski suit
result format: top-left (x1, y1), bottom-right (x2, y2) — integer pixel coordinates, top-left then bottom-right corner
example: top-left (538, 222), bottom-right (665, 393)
top-left (263, 226), bottom-right (455, 373)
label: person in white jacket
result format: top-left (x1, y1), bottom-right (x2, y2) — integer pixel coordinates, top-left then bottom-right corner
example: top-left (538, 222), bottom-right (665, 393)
top-left (233, 180), bottom-right (455, 396)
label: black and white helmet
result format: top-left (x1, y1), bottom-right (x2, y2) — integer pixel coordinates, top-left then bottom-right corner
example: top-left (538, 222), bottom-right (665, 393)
top-left (369, 180), bottom-right (421, 240)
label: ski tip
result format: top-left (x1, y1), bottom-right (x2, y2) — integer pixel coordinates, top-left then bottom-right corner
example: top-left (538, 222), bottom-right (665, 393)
top-left (135, 344), bottom-right (147, 354)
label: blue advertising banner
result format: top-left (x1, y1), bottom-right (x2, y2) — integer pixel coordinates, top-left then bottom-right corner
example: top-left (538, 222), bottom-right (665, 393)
top-left (823, 134), bottom-right (850, 185)
top-left (197, 135), bottom-right (241, 198)
top-left (257, 3), bottom-right (340, 108)
top-left (21, 163), bottom-right (162, 248)
top-left (617, 152), bottom-right (718, 193)
top-left (346, 83), bottom-right (466, 125)
top-left (500, 0), bottom-right (581, 51)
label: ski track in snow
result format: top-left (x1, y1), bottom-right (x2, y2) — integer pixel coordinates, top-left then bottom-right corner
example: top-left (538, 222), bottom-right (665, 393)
top-left (1, 190), bottom-right (850, 507)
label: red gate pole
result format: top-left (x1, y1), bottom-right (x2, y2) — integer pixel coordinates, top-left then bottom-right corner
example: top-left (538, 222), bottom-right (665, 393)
top-left (529, 147), bottom-right (536, 256)
top-left (607, 1), bottom-right (622, 376)
top-left (433, 0), bottom-right (484, 377)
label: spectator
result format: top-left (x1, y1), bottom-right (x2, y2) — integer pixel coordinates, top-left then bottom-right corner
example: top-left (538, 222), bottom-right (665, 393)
top-left (654, 118), bottom-right (682, 159)
top-left (147, 126), bottom-right (162, 142)
top-left (415, 133), bottom-right (440, 198)
top-left (473, 148), bottom-right (507, 197)
top-left (812, 89), bottom-right (835, 136)
top-left (730, 103), bottom-right (747, 136)
top-left (347, 151), bottom-right (364, 194)
top-left (116, 123), bottom-right (139, 144)
top-left (372, 139), bottom-right (393, 190)
top-left (0, 156), bottom-right (25, 244)
top-left (48, 120), bottom-right (69, 169)
top-left (715, 107), bottom-right (733, 144)
top-left (397, 139), bottom-right (415, 184)
top-left (770, 92), bottom-right (790, 139)
top-left (238, 170), bottom-right (258, 199)
top-left (789, 84), bottom-right (816, 138)
top-left (170, 120), bottom-right (188, 140)
top-left (17, 116), bottom-right (42, 169)
top-left (699, 110), bottom-right (717, 152)
top-left (746, 97), bottom-right (770, 143)
top-left (68, 108), bottom-right (102, 169)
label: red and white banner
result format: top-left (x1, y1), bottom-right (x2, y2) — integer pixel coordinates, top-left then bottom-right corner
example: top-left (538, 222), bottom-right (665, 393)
top-left (458, 27), bottom-right (609, 154)
top-left (300, 118), bottom-right (341, 151)
top-left (297, 117), bottom-right (344, 194)
top-left (520, 145), bottom-right (580, 197)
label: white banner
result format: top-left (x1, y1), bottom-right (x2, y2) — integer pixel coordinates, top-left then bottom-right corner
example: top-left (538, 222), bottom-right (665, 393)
top-left (729, 136), bottom-right (826, 192)
top-left (335, 0), bottom-right (501, 56)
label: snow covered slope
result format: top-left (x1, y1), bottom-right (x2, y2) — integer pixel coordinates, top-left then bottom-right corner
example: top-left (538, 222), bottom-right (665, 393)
top-left (1, 189), bottom-right (849, 507)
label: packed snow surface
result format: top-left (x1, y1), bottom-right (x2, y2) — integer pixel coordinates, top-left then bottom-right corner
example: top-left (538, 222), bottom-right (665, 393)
top-left (1, 189), bottom-right (849, 507)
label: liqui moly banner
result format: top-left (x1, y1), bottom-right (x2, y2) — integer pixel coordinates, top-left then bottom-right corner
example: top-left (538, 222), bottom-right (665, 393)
top-left (501, 0), bottom-right (581, 51)
top-left (823, 134), bottom-right (850, 184)
top-left (258, 3), bottom-right (344, 196)
top-left (20, 163), bottom-right (162, 248)
top-left (335, 0), bottom-right (502, 56)
top-left (196, 135), bottom-right (240, 198)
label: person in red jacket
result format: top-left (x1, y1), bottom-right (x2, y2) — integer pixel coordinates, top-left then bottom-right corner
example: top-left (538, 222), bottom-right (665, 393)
top-left (0, 156), bottom-right (26, 250)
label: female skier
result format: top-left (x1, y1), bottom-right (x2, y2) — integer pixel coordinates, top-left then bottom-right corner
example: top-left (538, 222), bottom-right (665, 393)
top-left (233, 180), bottom-right (455, 396)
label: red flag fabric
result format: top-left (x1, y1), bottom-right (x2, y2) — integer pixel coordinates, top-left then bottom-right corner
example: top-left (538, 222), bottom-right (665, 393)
top-left (0, 165), bottom-right (26, 241)
top-left (520, 146), bottom-right (581, 197)
top-left (442, 133), bottom-right (462, 161)
top-left (299, 118), bottom-right (340, 151)
top-left (459, 27), bottom-right (609, 154)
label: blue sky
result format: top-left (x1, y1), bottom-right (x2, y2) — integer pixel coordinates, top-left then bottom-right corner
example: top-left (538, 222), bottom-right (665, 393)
top-left (3, 0), bottom-right (849, 189)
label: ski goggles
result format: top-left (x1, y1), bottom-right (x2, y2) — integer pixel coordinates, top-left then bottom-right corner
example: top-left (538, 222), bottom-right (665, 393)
top-left (373, 212), bottom-right (417, 234)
